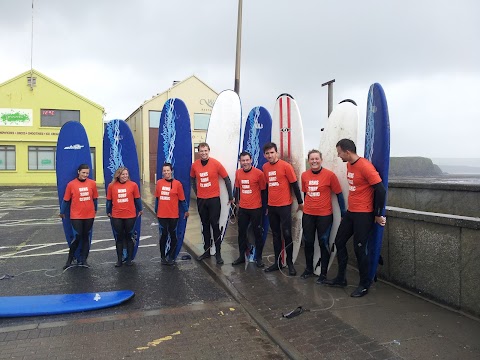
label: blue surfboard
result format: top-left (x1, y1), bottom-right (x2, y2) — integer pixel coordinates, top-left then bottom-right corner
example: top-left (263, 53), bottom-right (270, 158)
top-left (365, 83), bottom-right (390, 282)
top-left (241, 106), bottom-right (272, 260)
top-left (156, 98), bottom-right (192, 259)
top-left (0, 290), bottom-right (134, 318)
top-left (103, 119), bottom-right (142, 260)
top-left (56, 121), bottom-right (93, 262)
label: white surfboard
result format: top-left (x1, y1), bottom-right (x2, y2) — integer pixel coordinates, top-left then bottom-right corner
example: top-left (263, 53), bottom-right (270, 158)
top-left (206, 90), bottom-right (242, 255)
top-left (272, 94), bottom-right (305, 265)
top-left (316, 99), bottom-right (359, 275)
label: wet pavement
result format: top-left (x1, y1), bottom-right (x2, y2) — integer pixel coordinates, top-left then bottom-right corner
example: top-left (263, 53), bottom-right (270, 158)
top-left (0, 185), bottom-right (479, 359)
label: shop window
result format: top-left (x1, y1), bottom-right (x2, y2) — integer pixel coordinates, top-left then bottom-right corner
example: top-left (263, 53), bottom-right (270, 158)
top-left (194, 113), bottom-right (210, 130)
top-left (28, 146), bottom-right (56, 170)
top-left (149, 111), bottom-right (161, 128)
top-left (0, 145), bottom-right (16, 170)
top-left (40, 109), bottom-right (80, 127)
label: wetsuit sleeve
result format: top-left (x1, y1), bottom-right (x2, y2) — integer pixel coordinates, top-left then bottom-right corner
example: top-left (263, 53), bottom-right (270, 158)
top-left (336, 192), bottom-right (346, 217)
top-left (106, 200), bottom-right (112, 214)
top-left (154, 197), bottom-right (159, 214)
top-left (234, 187), bottom-right (240, 204)
top-left (261, 189), bottom-right (267, 205)
top-left (60, 200), bottom-right (70, 214)
top-left (373, 182), bottom-right (386, 216)
top-left (93, 198), bottom-right (98, 212)
top-left (134, 198), bottom-right (143, 212)
top-left (290, 181), bottom-right (303, 204)
top-left (190, 177), bottom-right (197, 196)
top-left (180, 200), bottom-right (188, 213)
top-left (223, 176), bottom-right (234, 201)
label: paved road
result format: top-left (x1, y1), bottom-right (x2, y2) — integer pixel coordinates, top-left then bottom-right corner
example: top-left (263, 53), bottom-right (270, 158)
top-left (0, 186), bottom-right (286, 359)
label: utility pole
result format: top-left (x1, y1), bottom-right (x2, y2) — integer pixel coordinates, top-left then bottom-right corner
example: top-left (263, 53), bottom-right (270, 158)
top-left (321, 79), bottom-right (335, 117)
top-left (234, 0), bottom-right (243, 95)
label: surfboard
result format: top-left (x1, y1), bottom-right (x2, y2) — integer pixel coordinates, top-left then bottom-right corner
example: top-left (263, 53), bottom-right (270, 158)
top-left (271, 94), bottom-right (305, 265)
top-left (56, 121), bottom-right (93, 262)
top-left (206, 90), bottom-right (242, 255)
top-left (317, 99), bottom-right (359, 275)
top-left (156, 98), bottom-right (192, 259)
top-left (103, 119), bottom-right (142, 260)
top-left (0, 290), bottom-right (134, 317)
top-left (365, 83), bottom-right (390, 282)
top-left (241, 106), bottom-right (272, 261)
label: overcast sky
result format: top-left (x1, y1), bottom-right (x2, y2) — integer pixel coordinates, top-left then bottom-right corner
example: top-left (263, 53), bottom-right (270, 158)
top-left (1, 0), bottom-right (479, 159)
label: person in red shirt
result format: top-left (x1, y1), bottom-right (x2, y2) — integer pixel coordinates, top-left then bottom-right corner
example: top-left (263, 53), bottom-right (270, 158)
top-left (300, 149), bottom-right (345, 283)
top-left (106, 167), bottom-right (143, 267)
top-left (324, 139), bottom-right (386, 297)
top-left (262, 142), bottom-right (303, 276)
top-left (155, 163), bottom-right (189, 266)
top-left (232, 151), bottom-right (267, 268)
top-left (59, 164), bottom-right (98, 269)
top-left (190, 143), bottom-right (233, 265)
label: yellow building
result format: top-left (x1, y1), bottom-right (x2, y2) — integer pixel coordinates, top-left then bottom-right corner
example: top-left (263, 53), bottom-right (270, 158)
top-left (125, 75), bottom-right (218, 183)
top-left (0, 69), bottom-right (105, 184)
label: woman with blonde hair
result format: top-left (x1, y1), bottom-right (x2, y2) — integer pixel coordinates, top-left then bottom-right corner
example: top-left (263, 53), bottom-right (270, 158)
top-left (106, 167), bottom-right (143, 266)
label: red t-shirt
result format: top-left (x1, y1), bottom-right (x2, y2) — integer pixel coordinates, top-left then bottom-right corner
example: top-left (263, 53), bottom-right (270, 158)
top-left (190, 158), bottom-right (228, 199)
top-left (262, 159), bottom-right (297, 207)
top-left (155, 179), bottom-right (186, 218)
top-left (64, 178), bottom-right (98, 219)
top-left (234, 167), bottom-right (266, 209)
top-left (301, 168), bottom-right (342, 216)
top-left (106, 180), bottom-right (140, 218)
top-left (347, 157), bottom-right (382, 212)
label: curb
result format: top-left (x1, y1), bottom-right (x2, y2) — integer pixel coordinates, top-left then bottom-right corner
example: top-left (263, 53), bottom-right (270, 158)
top-left (142, 200), bottom-right (306, 360)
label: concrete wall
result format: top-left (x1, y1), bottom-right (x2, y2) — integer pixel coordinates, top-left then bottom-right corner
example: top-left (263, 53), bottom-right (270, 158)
top-left (358, 178), bottom-right (480, 317)
top-left (377, 207), bottom-right (480, 317)
top-left (388, 178), bottom-right (480, 217)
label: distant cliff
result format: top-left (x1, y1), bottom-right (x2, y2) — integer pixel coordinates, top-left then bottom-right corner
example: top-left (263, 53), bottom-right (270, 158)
top-left (389, 157), bottom-right (443, 177)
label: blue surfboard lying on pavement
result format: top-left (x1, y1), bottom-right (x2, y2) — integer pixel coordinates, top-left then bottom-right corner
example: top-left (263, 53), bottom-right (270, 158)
top-left (0, 290), bottom-right (135, 318)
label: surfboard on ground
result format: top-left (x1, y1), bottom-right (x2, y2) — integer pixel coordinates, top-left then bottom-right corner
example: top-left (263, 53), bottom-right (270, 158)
top-left (0, 290), bottom-right (134, 318)
top-left (317, 99), bottom-right (359, 275)
top-left (103, 119), bottom-right (142, 260)
top-left (271, 93), bottom-right (305, 265)
top-left (156, 98), bottom-right (192, 259)
top-left (365, 83), bottom-right (390, 282)
top-left (241, 106), bottom-right (272, 262)
top-left (205, 90), bottom-right (242, 255)
top-left (56, 121), bottom-right (94, 263)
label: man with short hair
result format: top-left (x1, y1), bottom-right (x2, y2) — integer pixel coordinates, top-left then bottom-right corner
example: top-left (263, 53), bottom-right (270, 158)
top-left (233, 151), bottom-right (267, 268)
top-left (324, 138), bottom-right (386, 297)
top-left (190, 142), bottom-right (233, 265)
top-left (262, 142), bottom-right (303, 276)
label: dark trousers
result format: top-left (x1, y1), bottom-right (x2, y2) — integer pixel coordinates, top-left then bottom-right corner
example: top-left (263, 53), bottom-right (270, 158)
top-left (267, 205), bottom-right (293, 265)
top-left (70, 218), bottom-right (94, 261)
top-left (111, 217), bottom-right (136, 245)
top-left (158, 217), bottom-right (179, 258)
top-left (237, 207), bottom-right (263, 260)
top-left (197, 197), bottom-right (222, 252)
top-left (302, 213), bottom-right (333, 274)
top-left (334, 211), bottom-right (374, 287)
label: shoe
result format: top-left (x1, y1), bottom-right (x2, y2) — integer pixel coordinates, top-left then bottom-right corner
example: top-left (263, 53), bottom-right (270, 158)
top-left (216, 254), bottom-right (224, 265)
top-left (166, 259), bottom-right (175, 266)
top-left (300, 269), bottom-right (314, 279)
top-left (288, 263), bottom-right (297, 276)
top-left (232, 256), bottom-right (245, 266)
top-left (350, 286), bottom-right (369, 298)
top-left (316, 274), bottom-right (327, 284)
top-left (115, 261), bottom-right (123, 267)
top-left (324, 277), bottom-right (347, 287)
top-left (125, 260), bottom-right (133, 266)
top-left (79, 260), bottom-right (90, 267)
top-left (255, 259), bottom-right (265, 268)
top-left (196, 252), bottom-right (211, 261)
top-left (63, 262), bottom-right (73, 270)
top-left (264, 263), bottom-right (280, 272)
top-left (160, 258), bottom-right (168, 265)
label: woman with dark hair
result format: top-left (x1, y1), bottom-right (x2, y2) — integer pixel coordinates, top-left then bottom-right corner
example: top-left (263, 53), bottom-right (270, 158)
top-left (60, 164), bottom-right (98, 269)
top-left (106, 166), bottom-right (143, 267)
